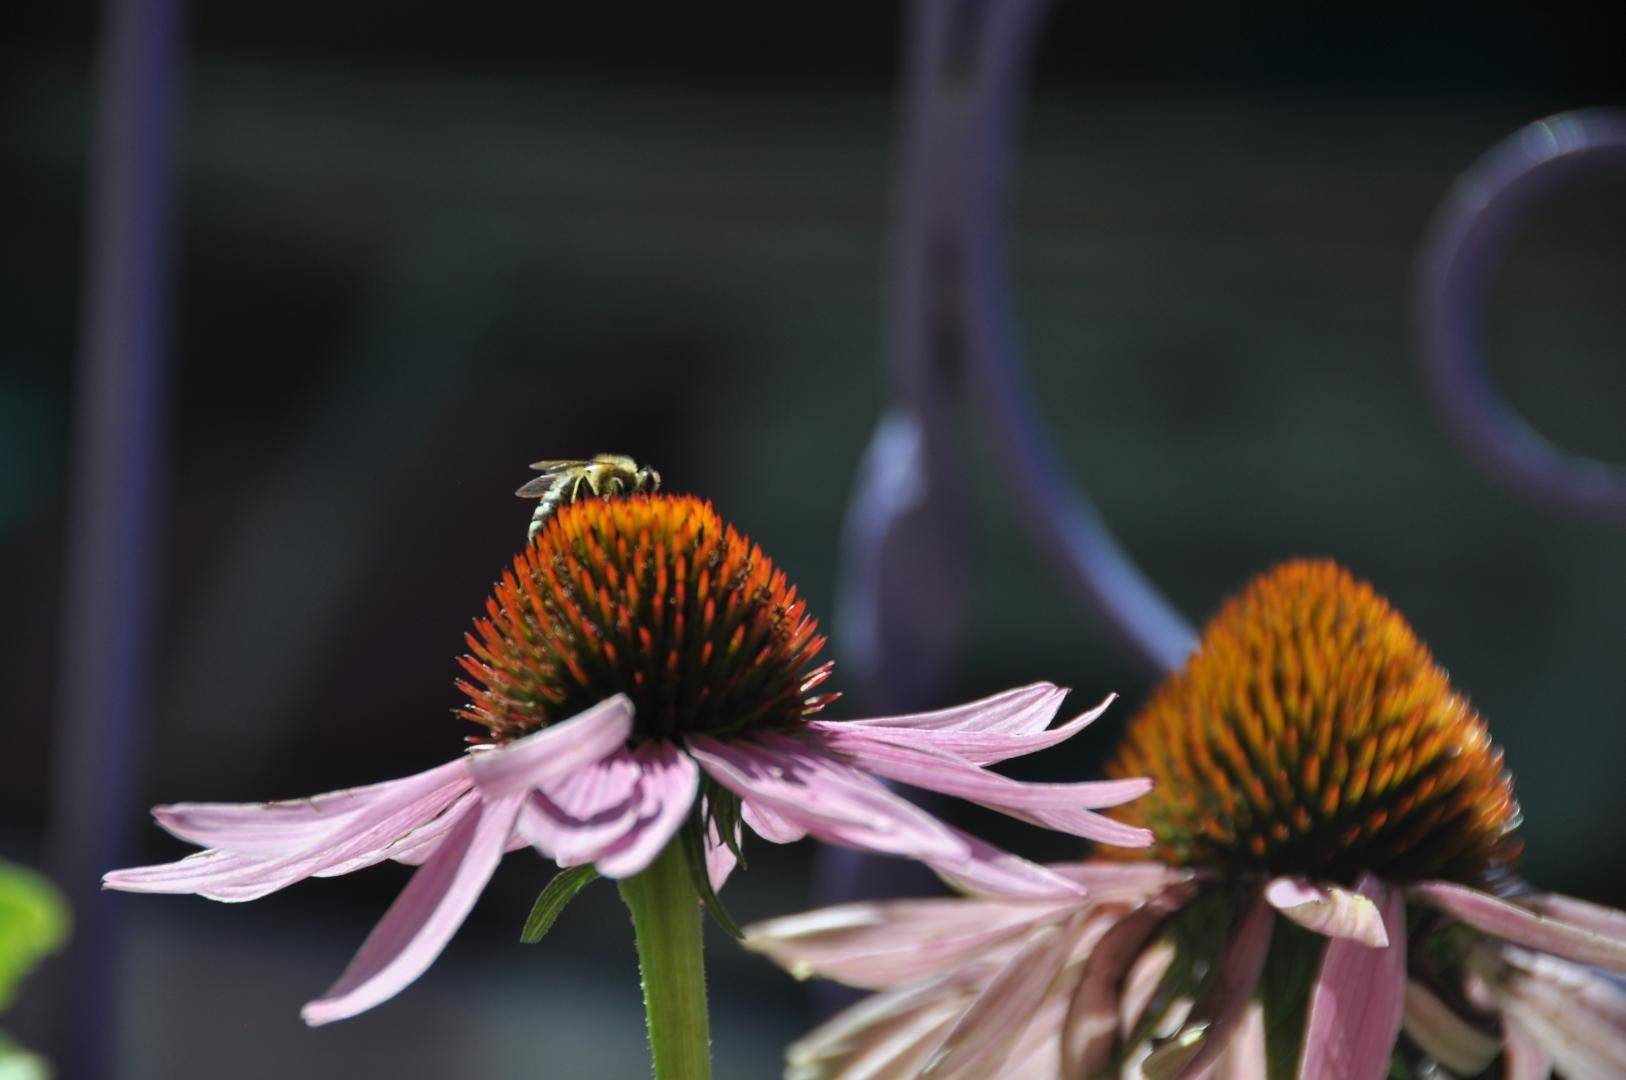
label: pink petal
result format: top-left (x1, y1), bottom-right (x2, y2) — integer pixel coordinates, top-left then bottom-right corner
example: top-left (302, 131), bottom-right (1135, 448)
top-left (704, 821), bottom-right (737, 893)
top-left (838, 682), bottom-right (1067, 735)
top-left (1409, 881), bottom-right (1626, 972)
top-left (107, 774), bottom-right (474, 901)
top-left (1047, 861), bottom-right (1195, 905)
top-left (1520, 891), bottom-right (1626, 942)
top-left (592, 742), bottom-right (700, 879)
top-left (745, 897), bottom-right (1071, 991)
top-left (467, 695), bottom-right (634, 797)
top-left (740, 799), bottom-right (807, 844)
top-left (151, 757), bottom-right (470, 856)
top-left (1265, 875), bottom-right (1389, 947)
top-left (1214, 1001), bottom-right (1267, 1080)
top-left (1489, 947), bottom-right (1626, 1079)
top-left (1144, 893), bottom-right (1275, 1078)
top-left (687, 735), bottom-right (968, 864)
top-left (920, 916), bottom-right (1077, 1079)
top-left (927, 830), bottom-right (1090, 901)
top-left (1297, 874), bottom-right (1407, 1080)
top-left (1401, 979), bottom-right (1501, 1076)
top-left (1061, 890), bottom-right (1192, 1076)
top-left (300, 792), bottom-right (524, 1025)
top-left (786, 974), bottom-right (970, 1080)
top-left (812, 688), bottom-right (1114, 767)
top-left (1502, 1017), bottom-right (1553, 1080)
top-left (808, 728), bottom-right (1152, 846)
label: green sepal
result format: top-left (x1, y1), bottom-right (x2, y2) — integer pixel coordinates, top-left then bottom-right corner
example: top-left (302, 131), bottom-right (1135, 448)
top-left (680, 814), bottom-right (742, 939)
top-left (520, 865), bottom-right (600, 944)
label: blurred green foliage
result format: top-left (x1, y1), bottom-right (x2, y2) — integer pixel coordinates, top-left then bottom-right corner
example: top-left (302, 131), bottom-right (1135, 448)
top-left (0, 860), bottom-right (67, 1079)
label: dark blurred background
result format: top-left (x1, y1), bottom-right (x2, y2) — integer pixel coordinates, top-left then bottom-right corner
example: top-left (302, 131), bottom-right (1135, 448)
top-left (3, 2), bottom-right (1625, 1077)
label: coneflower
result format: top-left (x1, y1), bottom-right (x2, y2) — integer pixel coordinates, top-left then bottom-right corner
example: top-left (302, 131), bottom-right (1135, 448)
top-left (105, 492), bottom-right (1146, 1076)
top-left (749, 560), bottom-right (1625, 1079)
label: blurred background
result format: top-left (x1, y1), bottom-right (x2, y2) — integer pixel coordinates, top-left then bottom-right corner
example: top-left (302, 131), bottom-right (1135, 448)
top-left (3, 2), bottom-right (1624, 1077)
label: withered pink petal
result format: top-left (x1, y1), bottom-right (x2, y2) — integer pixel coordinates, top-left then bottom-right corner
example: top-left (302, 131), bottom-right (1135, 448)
top-left (921, 917), bottom-right (1076, 1079)
top-left (1490, 947), bottom-right (1626, 1079)
top-left (467, 695), bottom-right (634, 797)
top-left (1410, 881), bottom-right (1626, 972)
top-left (786, 974), bottom-right (970, 1080)
top-left (1143, 893), bottom-right (1275, 1079)
top-left (1214, 1000), bottom-right (1267, 1080)
top-left (1502, 1017), bottom-right (1553, 1080)
top-left (704, 820), bottom-right (737, 893)
top-left (1297, 874), bottom-right (1407, 1080)
top-left (1265, 875), bottom-right (1389, 947)
top-left (300, 792), bottom-right (524, 1025)
top-left (1063, 895), bottom-right (1187, 1076)
top-left (1401, 979), bottom-right (1501, 1076)
top-left (745, 896), bottom-right (1069, 991)
top-left (812, 689), bottom-right (1114, 766)
top-left (1047, 861), bottom-right (1195, 905)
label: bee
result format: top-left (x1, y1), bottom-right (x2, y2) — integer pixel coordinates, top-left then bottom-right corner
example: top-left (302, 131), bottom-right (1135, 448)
top-left (516, 454), bottom-right (662, 539)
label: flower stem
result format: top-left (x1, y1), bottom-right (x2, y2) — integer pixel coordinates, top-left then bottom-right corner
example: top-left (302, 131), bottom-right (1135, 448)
top-left (618, 841), bottom-right (712, 1080)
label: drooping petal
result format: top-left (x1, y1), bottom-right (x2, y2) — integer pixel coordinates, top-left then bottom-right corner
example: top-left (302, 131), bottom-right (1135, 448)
top-left (300, 792), bottom-right (524, 1025)
top-left (1401, 979), bottom-right (1501, 1076)
top-left (1297, 874), bottom-right (1407, 1080)
top-left (687, 735), bottom-right (967, 864)
top-left (785, 974), bottom-right (971, 1080)
top-left (741, 799), bottom-right (808, 844)
top-left (107, 773), bottom-right (474, 901)
top-left (1214, 1000), bottom-right (1267, 1080)
top-left (813, 688), bottom-right (1114, 766)
top-left (1048, 861), bottom-right (1196, 905)
top-left (1265, 875), bottom-right (1389, 947)
top-left (151, 757), bottom-right (471, 856)
top-left (467, 695), bottom-right (634, 797)
top-left (808, 729), bottom-right (1152, 846)
top-left (926, 831), bottom-right (1089, 901)
top-left (1410, 881), bottom-right (1626, 972)
top-left (1143, 893), bottom-right (1275, 1079)
top-left (745, 897), bottom-right (1070, 991)
top-left (1502, 1017), bottom-right (1553, 1080)
top-left (1484, 947), bottom-right (1626, 1080)
top-left (704, 820), bottom-right (737, 893)
top-left (592, 742), bottom-right (700, 879)
top-left (1062, 888), bottom-right (1193, 1076)
top-left (920, 916), bottom-right (1077, 1079)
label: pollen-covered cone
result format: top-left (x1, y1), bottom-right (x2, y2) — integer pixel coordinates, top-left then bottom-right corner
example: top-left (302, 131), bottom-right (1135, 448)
top-left (748, 561), bottom-right (1626, 1079)
top-left (104, 493), bottom-right (1152, 1025)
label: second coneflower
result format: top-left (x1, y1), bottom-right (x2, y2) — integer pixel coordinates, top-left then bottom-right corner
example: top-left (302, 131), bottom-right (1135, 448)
top-left (750, 560), bottom-right (1626, 1079)
top-left (105, 490), bottom-right (1147, 1076)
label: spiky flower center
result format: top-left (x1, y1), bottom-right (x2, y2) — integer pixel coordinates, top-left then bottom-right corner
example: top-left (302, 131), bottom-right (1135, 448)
top-left (1106, 560), bottom-right (1520, 884)
top-left (458, 494), bottom-right (834, 742)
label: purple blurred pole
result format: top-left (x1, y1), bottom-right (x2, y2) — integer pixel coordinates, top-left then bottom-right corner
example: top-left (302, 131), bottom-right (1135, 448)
top-left (45, 0), bottom-right (180, 1075)
top-left (1417, 109), bottom-right (1626, 522)
top-left (958, 8), bottom-right (1196, 678)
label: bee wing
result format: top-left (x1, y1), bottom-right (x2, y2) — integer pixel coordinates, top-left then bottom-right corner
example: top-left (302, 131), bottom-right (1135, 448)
top-left (526, 458), bottom-right (584, 472)
top-left (515, 477), bottom-right (557, 498)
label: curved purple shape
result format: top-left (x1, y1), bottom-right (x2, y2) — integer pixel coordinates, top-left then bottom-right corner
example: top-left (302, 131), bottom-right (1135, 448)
top-left (1417, 108), bottom-right (1626, 521)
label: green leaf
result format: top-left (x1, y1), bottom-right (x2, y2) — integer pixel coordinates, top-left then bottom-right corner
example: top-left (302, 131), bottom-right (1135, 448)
top-left (680, 815), bottom-right (742, 939)
top-left (520, 865), bottom-right (600, 944)
top-left (0, 861), bottom-right (68, 1014)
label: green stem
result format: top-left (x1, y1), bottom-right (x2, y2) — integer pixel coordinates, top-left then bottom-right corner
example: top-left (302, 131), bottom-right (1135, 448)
top-left (618, 841), bottom-right (712, 1080)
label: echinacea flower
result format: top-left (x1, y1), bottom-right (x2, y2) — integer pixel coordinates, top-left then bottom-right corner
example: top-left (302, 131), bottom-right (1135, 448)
top-left (748, 560), bottom-right (1626, 1078)
top-left (105, 493), bottom-right (1149, 1026)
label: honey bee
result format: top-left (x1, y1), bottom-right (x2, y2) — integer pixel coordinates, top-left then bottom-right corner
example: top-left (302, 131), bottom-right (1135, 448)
top-left (516, 454), bottom-right (662, 539)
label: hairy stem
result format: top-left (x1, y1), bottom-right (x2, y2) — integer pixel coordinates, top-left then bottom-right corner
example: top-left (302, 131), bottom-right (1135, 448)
top-left (618, 842), bottom-right (712, 1079)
